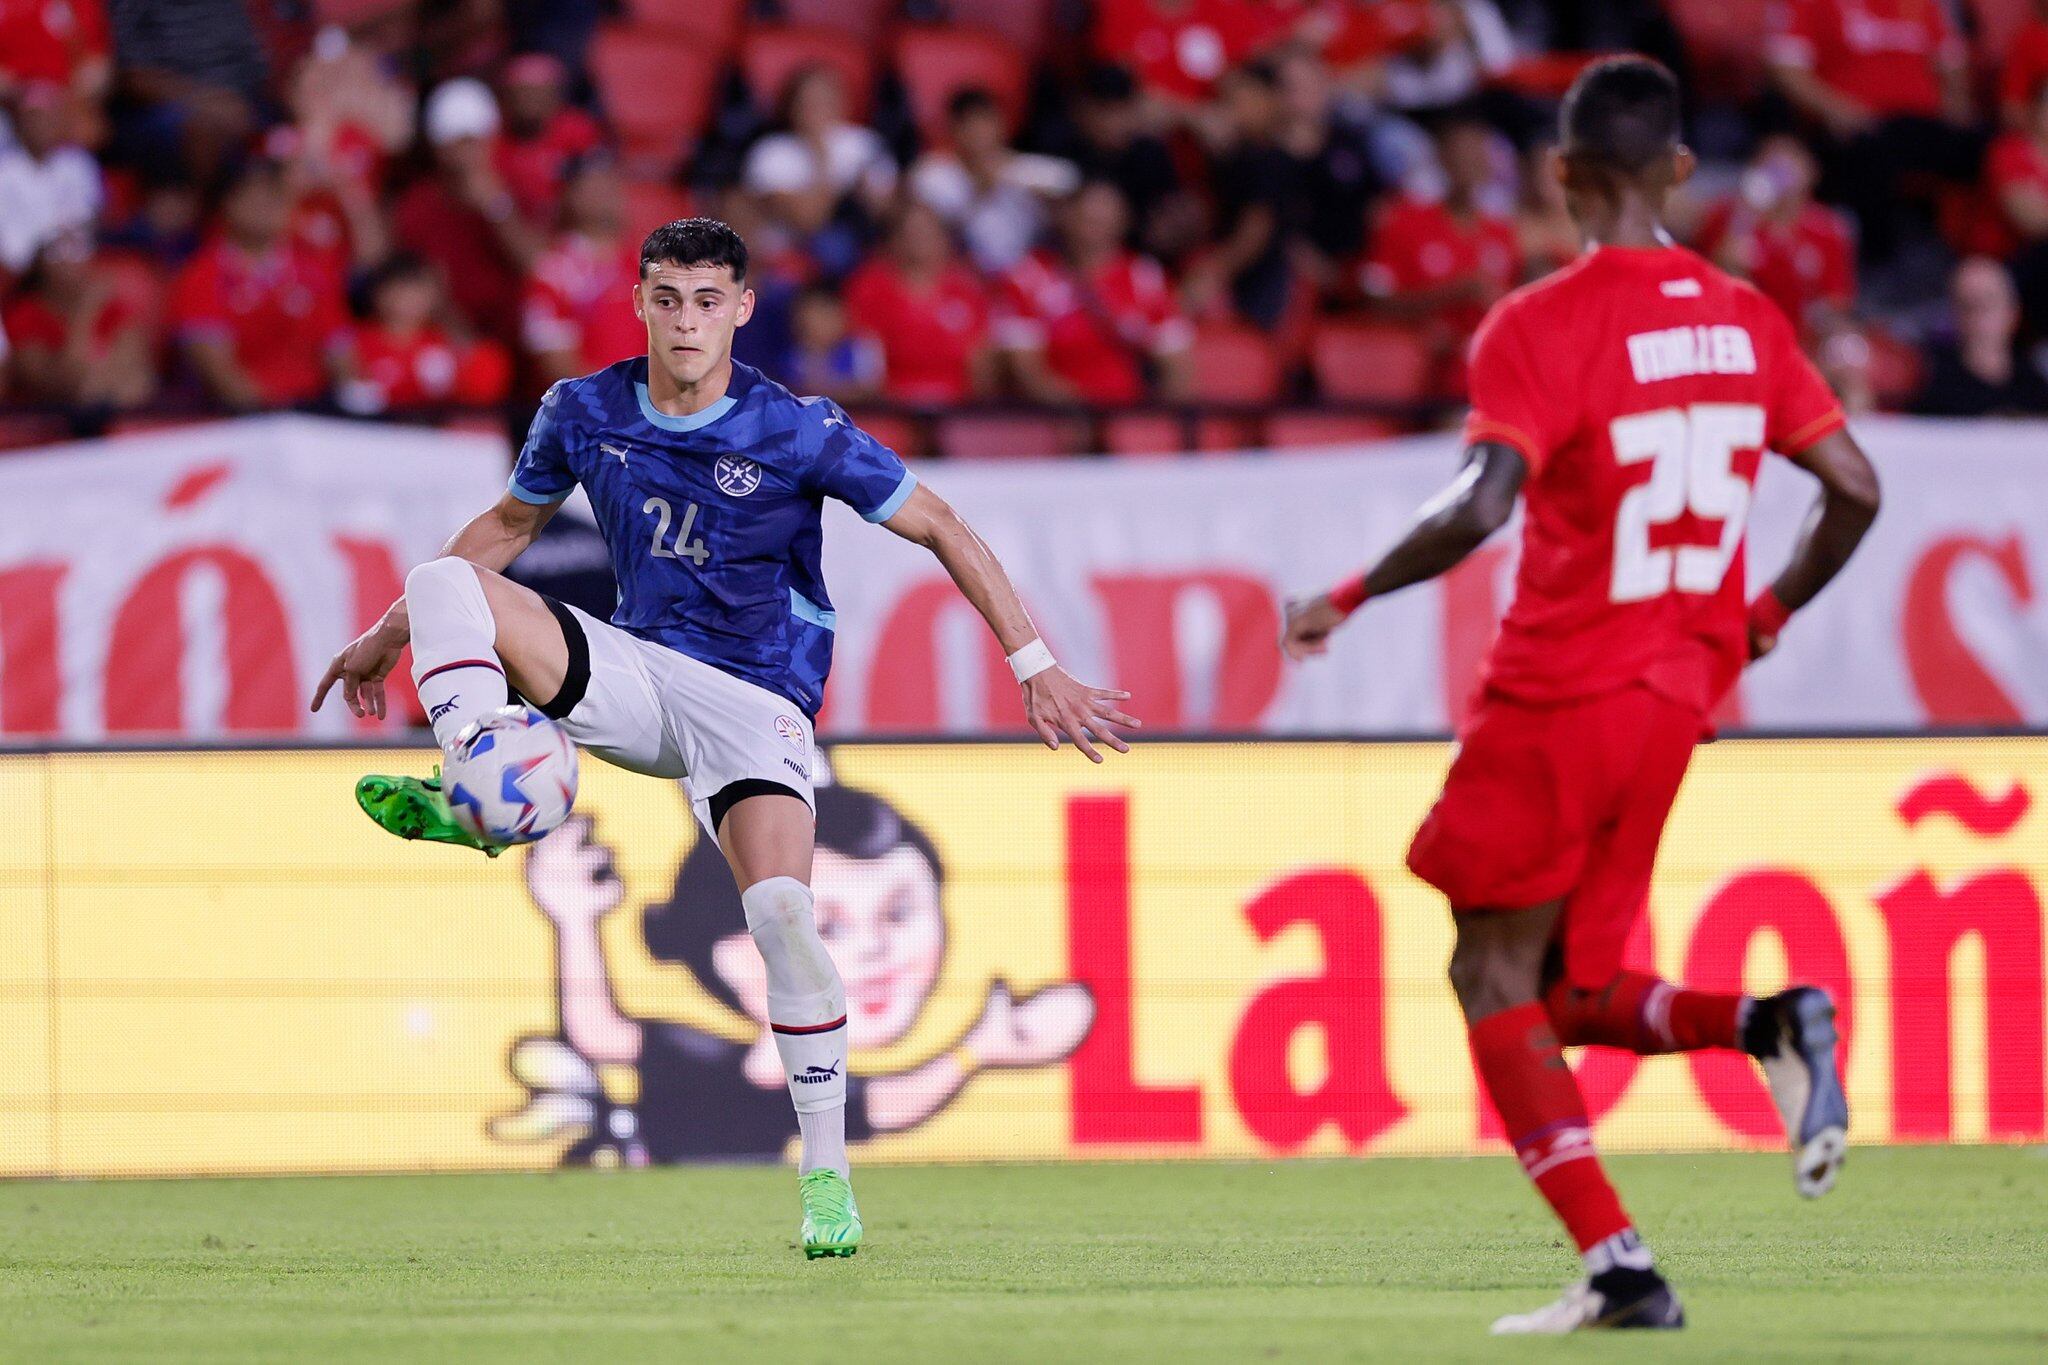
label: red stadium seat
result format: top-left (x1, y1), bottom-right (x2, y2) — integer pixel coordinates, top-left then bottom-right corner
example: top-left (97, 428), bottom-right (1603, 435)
top-left (935, 413), bottom-right (1084, 460)
top-left (778, 0), bottom-right (899, 44)
top-left (622, 178), bottom-right (693, 238)
top-left (848, 410), bottom-right (925, 461)
top-left (313, 0), bottom-right (408, 25)
top-left (1310, 321), bottom-right (1433, 405)
top-left (945, 0), bottom-right (1055, 58)
top-left (741, 26), bottom-right (875, 122)
top-left (1264, 411), bottom-right (1406, 448)
top-left (895, 26), bottom-right (1028, 143)
top-left (1101, 412), bottom-right (1190, 456)
top-left (622, 0), bottom-right (746, 52)
top-left (589, 25), bottom-right (721, 170)
top-left (1665, 0), bottom-right (1770, 100)
top-left (1195, 415), bottom-right (1261, 451)
top-left (1190, 322), bottom-right (1281, 404)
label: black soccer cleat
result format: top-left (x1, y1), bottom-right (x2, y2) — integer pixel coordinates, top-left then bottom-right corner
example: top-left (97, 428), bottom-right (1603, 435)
top-left (1490, 1268), bottom-right (1685, 1334)
top-left (1745, 986), bottom-right (1849, 1198)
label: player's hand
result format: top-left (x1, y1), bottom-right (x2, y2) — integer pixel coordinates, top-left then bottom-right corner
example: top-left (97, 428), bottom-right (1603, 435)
top-left (1280, 593), bottom-right (1347, 660)
top-left (523, 815), bottom-right (623, 925)
top-left (310, 615), bottom-right (408, 719)
top-left (965, 980), bottom-right (1096, 1068)
top-left (1022, 668), bottom-right (1138, 763)
top-left (1747, 619), bottom-right (1780, 664)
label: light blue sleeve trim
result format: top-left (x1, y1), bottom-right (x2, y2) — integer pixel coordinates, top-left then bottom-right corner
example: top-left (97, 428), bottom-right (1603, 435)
top-left (507, 474), bottom-right (571, 505)
top-left (789, 588), bottom-right (838, 631)
top-left (862, 469), bottom-right (919, 524)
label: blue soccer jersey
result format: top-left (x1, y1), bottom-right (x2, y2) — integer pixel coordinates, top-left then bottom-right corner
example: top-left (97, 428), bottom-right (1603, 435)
top-left (508, 357), bottom-right (916, 717)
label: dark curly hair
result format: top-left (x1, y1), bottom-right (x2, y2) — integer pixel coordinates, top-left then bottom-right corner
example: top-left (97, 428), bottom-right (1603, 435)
top-left (640, 217), bottom-right (749, 283)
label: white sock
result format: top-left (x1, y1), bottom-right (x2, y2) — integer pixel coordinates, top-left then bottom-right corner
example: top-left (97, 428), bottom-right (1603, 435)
top-left (741, 876), bottom-right (851, 1178)
top-left (1583, 1228), bottom-right (1654, 1276)
top-left (406, 556), bottom-right (507, 748)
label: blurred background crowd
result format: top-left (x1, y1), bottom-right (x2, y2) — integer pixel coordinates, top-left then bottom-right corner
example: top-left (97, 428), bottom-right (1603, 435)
top-left (3, 0), bottom-right (2047, 458)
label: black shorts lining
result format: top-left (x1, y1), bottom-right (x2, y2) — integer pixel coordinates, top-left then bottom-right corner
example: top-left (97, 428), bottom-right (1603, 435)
top-left (532, 595), bottom-right (590, 720)
top-left (709, 778), bottom-right (807, 833)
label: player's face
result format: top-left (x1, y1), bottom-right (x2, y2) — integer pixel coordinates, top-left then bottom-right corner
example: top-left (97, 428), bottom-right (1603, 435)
top-left (708, 846), bottom-right (945, 1050)
top-left (635, 263), bottom-right (754, 389)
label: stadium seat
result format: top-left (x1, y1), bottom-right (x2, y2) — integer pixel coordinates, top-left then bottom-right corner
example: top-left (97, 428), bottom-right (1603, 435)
top-left (622, 178), bottom-right (693, 238)
top-left (588, 25), bottom-right (721, 170)
top-left (741, 26), bottom-right (875, 122)
top-left (1101, 412), bottom-right (1191, 456)
top-left (944, 0), bottom-right (1054, 58)
top-left (849, 410), bottom-right (925, 461)
top-left (1263, 411), bottom-right (1405, 448)
top-left (894, 26), bottom-right (1028, 142)
top-left (935, 413), bottom-right (1084, 460)
top-left (313, 0), bottom-right (408, 25)
top-left (622, 0), bottom-right (746, 52)
top-left (1191, 322), bottom-right (1282, 405)
top-left (778, 0), bottom-right (899, 44)
top-left (1310, 321), bottom-right (1433, 406)
top-left (1665, 0), bottom-right (1770, 100)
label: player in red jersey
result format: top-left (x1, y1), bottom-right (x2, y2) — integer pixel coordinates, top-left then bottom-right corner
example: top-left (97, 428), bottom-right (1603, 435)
top-left (1283, 57), bottom-right (1880, 1334)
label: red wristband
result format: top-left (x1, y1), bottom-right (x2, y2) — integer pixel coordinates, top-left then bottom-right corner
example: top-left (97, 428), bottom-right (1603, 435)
top-left (1329, 573), bottom-right (1370, 617)
top-left (1749, 588), bottom-right (1792, 638)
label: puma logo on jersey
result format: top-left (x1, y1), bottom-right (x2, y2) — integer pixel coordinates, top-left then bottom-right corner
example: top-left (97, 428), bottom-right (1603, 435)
top-left (1658, 278), bottom-right (1703, 298)
top-left (1626, 324), bottom-right (1756, 384)
top-left (821, 412), bottom-right (846, 428)
top-left (600, 442), bottom-right (630, 465)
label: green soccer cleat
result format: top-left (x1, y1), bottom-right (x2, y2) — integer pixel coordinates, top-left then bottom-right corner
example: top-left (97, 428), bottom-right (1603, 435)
top-left (798, 1169), bottom-right (862, 1259)
top-left (355, 766), bottom-right (501, 857)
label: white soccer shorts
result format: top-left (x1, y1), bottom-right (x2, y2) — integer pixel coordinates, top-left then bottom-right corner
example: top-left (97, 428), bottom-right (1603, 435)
top-left (533, 598), bottom-right (817, 838)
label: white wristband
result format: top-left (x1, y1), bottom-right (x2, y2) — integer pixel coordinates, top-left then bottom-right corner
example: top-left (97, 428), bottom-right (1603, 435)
top-left (1007, 637), bottom-right (1057, 684)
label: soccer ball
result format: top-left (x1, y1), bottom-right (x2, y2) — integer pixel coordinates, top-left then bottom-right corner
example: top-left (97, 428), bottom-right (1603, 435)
top-left (443, 705), bottom-right (579, 848)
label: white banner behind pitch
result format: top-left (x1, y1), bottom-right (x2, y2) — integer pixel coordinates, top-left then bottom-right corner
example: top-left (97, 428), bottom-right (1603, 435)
top-left (2, 414), bottom-right (2044, 740)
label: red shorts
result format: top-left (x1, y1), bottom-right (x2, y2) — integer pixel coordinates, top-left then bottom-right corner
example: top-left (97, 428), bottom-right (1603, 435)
top-left (1406, 685), bottom-right (1701, 989)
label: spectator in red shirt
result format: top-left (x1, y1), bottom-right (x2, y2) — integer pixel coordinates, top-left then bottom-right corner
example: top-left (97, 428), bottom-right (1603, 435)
top-left (1695, 135), bottom-right (1856, 336)
top-left (522, 154), bottom-right (648, 384)
top-left (1360, 114), bottom-right (1519, 395)
top-left (840, 201), bottom-right (995, 404)
top-left (167, 156), bottom-right (349, 410)
top-left (996, 179), bottom-right (1194, 405)
top-left (1092, 0), bottom-right (1286, 109)
top-left (1989, 81), bottom-right (2048, 330)
top-left (0, 0), bottom-right (111, 137)
top-left (2000, 2), bottom-right (2048, 129)
top-left (0, 228), bottom-right (155, 410)
top-left (334, 253), bottom-right (510, 414)
top-left (496, 53), bottom-right (604, 226)
top-left (392, 78), bottom-right (545, 339)
top-left (1765, 0), bottom-right (1984, 271)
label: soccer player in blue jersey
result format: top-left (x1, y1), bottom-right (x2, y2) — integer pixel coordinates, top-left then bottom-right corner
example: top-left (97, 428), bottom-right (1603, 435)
top-left (310, 219), bottom-right (1138, 1258)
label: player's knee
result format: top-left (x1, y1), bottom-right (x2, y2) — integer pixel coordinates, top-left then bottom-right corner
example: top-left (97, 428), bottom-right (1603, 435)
top-left (1447, 930), bottom-right (1541, 1019)
top-left (404, 555), bottom-right (482, 606)
top-left (741, 876), bottom-right (838, 993)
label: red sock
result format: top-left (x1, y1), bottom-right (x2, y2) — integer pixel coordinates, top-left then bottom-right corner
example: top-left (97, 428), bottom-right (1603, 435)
top-left (1469, 1002), bottom-right (1633, 1253)
top-left (1544, 971), bottom-right (1745, 1053)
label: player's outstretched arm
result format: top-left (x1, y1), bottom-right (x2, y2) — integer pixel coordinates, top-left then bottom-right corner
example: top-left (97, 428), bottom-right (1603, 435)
top-left (1748, 427), bottom-right (1881, 661)
top-left (309, 492), bottom-right (559, 718)
top-left (1281, 441), bottom-right (1526, 661)
top-left (879, 483), bottom-right (1140, 762)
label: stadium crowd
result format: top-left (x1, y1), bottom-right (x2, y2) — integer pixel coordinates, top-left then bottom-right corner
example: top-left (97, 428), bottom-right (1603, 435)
top-left (2, 0), bottom-right (2047, 456)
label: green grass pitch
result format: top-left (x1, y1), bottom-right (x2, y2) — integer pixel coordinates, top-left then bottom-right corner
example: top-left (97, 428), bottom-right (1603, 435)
top-left (4, 1147), bottom-right (2044, 1362)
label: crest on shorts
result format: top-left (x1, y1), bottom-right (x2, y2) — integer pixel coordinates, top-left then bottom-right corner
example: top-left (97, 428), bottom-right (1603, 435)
top-left (774, 715), bottom-right (806, 751)
top-left (715, 454), bottom-right (762, 497)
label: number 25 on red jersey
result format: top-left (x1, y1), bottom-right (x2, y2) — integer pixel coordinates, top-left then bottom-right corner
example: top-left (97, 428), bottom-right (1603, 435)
top-left (1608, 402), bottom-right (1764, 603)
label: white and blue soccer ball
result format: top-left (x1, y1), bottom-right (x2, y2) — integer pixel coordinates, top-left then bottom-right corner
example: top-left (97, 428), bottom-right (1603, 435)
top-left (443, 705), bottom-right (579, 848)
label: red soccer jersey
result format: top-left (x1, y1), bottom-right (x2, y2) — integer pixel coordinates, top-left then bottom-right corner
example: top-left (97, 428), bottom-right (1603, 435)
top-left (1694, 199), bottom-right (1855, 331)
top-left (497, 111), bottom-right (604, 222)
top-left (0, 0), bottom-right (108, 84)
top-left (2000, 19), bottom-right (2048, 124)
top-left (1764, 0), bottom-right (1962, 119)
top-left (521, 232), bottom-right (646, 373)
top-left (841, 258), bottom-right (990, 404)
top-left (993, 248), bottom-right (1192, 405)
top-left (1983, 131), bottom-right (2048, 256)
top-left (167, 237), bottom-right (348, 404)
top-left (1462, 245), bottom-right (1846, 716)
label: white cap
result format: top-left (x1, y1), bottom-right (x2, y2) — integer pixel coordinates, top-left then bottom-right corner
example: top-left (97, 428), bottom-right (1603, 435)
top-left (423, 78), bottom-right (500, 146)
